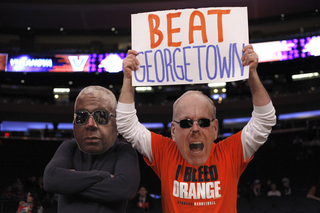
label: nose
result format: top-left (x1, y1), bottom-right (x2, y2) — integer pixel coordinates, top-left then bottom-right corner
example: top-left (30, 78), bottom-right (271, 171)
top-left (86, 115), bottom-right (96, 127)
top-left (191, 120), bottom-right (200, 132)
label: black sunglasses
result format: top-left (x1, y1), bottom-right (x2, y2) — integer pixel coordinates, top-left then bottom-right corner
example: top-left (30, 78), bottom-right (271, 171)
top-left (74, 109), bottom-right (115, 126)
top-left (174, 118), bottom-right (215, 129)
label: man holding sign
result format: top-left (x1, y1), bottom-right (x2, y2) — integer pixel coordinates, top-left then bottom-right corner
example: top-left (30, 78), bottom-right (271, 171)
top-left (117, 7), bottom-right (276, 212)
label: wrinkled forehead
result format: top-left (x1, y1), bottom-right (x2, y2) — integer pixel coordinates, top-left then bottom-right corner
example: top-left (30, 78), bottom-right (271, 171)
top-left (75, 90), bottom-right (116, 113)
top-left (173, 91), bottom-right (216, 118)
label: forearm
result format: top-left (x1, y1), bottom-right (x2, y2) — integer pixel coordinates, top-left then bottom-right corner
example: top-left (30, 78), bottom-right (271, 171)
top-left (242, 44), bottom-right (271, 107)
top-left (43, 141), bottom-right (112, 194)
top-left (119, 77), bottom-right (135, 104)
top-left (248, 70), bottom-right (271, 107)
top-left (44, 165), bottom-right (111, 194)
top-left (79, 169), bottom-right (139, 202)
top-left (119, 49), bottom-right (139, 104)
top-left (79, 145), bottom-right (140, 202)
top-left (241, 101), bottom-right (276, 161)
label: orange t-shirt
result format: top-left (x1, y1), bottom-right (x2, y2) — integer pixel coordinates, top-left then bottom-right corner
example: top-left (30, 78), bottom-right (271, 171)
top-left (144, 131), bottom-right (251, 213)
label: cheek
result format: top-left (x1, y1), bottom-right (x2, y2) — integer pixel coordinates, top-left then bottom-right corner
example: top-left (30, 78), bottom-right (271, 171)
top-left (206, 131), bottom-right (217, 144)
top-left (100, 127), bottom-right (117, 143)
top-left (206, 125), bottom-right (218, 140)
top-left (174, 136), bottom-right (189, 154)
top-left (73, 127), bottom-right (83, 141)
top-left (173, 131), bottom-right (188, 145)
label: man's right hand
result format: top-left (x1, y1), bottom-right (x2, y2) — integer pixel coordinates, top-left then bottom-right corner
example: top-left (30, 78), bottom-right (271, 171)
top-left (119, 50), bottom-right (139, 103)
top-left (123, 50), bottom-right (139, 79)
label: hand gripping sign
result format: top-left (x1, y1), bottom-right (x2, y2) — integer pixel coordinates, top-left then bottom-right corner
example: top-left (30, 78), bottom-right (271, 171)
top-left (131, 7), bottom-right (249, 86)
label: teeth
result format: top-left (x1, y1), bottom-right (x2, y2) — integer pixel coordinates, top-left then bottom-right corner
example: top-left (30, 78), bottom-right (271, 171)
top-left (189, 142), bottom-right (204, 153)
top-left (191, 142), bottom-right (202, 144)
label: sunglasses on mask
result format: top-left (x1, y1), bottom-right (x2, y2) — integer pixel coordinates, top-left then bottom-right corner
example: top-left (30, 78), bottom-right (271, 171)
top-left (173, 118), bottom-right (215, 129)
top-left (74, 109), bottom-right (115, 125)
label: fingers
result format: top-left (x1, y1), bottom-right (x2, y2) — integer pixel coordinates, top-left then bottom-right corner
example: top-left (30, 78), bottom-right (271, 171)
top-left (241, 44), bottom-right (259, 70)
top-left (127, 49), bottom-right (138, 55)
top-left (123, 50), bottom-right (140, 72)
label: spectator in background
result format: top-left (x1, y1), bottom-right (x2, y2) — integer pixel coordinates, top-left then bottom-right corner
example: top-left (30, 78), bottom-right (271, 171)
top-left (267, 183), bottom-right (281, 197)
top-left (1, 186), bottom-right (15, 200)
top-left (44, 85), bottom-right (140, 213)
top-left (15, 185), bottom-right (27, 201)
top-left (25, 176), bottom-right (37, 192)
top-left (16, 191), bottom-right (43, 213)
top-left (130, 186), bottom-right (155, 211)
top-left (264, 179), bottom-right (272, 195)
top-left (281, 177), bottom-right (292, 196)
top-left (12, 178), bottom-right (24, 191)
top-left (251, 179), bottom-right (264, 199)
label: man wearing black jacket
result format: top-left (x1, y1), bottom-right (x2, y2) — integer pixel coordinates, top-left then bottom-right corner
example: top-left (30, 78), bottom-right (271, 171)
top-left (44, 85), bottom-right (140, 213)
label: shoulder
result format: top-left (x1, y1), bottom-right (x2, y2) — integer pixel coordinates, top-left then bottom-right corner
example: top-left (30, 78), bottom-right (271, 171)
top-left (150, 132), bottom-right (180, 158)
top-left (150, 132), bottom-right (178, 153)
top-left (216, 131), bottom-right (242, 147)
top-left (60, 139), bottom-right (77, 146)
top-left (212, 132), bottom-right (243, 157)
top-left (56, 140), bottom-right (78, 153)
top-left (151, 132), bottom-right (174, 145)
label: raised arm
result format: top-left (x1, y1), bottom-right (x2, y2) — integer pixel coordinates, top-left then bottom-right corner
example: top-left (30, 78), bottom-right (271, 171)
top-left (117, 50), bottom-right (153, 161)
top-left (241, 44), bottom-right (271, 106)
top-left (118, 49), bottom-right (139, 104)
top-left (241, 45), bottom-right (277, 161)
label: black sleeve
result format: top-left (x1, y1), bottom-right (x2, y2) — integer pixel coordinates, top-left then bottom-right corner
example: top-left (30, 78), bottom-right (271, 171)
top-left (78, 142), bottom-right (140, 202)
top-left (43, 140), bottom-right (111, 194)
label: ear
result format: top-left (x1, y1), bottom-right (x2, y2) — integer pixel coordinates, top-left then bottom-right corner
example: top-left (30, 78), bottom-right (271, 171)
top-left (171, 121), bottom-right (176, 140)
top-left (213, 119), bottom-right (219, 140)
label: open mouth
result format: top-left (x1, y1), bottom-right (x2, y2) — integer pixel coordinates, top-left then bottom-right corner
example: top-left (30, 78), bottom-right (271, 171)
top-left (189, 142), bottom-right (204, 153)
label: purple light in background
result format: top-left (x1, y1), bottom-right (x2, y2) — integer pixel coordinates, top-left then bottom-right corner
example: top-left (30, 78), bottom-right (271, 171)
top-left (89, 54), bottom-right (97, 72)
top-left (300, 38), bottom-right (306, 58)
top-left (278, 110), bottom-right (320, 120)
top-left (0, 121), bottom-right (54, 131)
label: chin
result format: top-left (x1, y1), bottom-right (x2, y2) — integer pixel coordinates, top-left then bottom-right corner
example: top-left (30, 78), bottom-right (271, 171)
top-left (80, 147), bottom-right (103, 155)
top-left (82, 150), bottom-right (99, 155)
top-left (87, 150), bottom-right (101, 155)
top-left (187, 157), bottom-right (207, 167)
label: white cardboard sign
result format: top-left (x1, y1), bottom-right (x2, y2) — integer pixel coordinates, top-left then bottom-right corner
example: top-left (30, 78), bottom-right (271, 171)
top-left (131, 7), bottom-right (249, 86)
